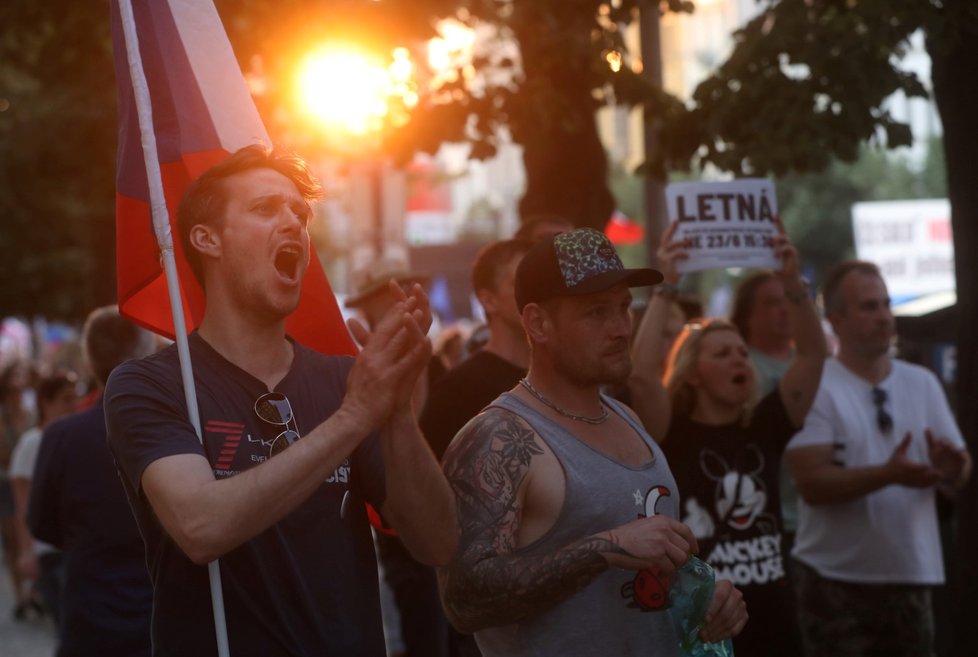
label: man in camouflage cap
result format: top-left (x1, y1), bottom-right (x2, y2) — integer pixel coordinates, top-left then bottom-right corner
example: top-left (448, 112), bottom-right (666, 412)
top-left (437, 228), bottom-right (747, 656)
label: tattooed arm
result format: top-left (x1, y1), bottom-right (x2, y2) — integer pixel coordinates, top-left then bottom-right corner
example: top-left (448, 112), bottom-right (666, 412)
top-left (438, 407), bottom-right (697, 633)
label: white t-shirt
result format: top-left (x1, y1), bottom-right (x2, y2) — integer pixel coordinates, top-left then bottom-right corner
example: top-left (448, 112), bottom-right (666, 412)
top-left (786, 358), bottom-right (964, 585)
top-left (9, 427), bottom-right (55, 556)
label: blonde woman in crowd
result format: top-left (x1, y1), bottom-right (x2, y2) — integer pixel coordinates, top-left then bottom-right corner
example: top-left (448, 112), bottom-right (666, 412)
top-left (629, 222), bottom-right (826, 657)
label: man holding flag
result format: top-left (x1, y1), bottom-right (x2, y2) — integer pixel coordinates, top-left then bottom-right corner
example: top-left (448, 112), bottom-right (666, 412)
top-left (108, 1), bottom-right (455, 653)
top-left (105, 145), bottom-right (456, 656)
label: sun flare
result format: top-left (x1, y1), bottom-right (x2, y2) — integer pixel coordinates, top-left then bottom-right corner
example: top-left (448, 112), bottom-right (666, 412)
top-left (295, 48), bottom-right (392, 136)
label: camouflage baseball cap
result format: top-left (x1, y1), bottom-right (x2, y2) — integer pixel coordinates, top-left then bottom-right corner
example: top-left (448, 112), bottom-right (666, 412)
top-left (514, 228), bottom-right (663, 311)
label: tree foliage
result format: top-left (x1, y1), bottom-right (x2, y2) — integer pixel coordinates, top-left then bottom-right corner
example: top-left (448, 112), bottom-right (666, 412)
top-left (778, 138), bottom-right (947, 283)
top-left (215, 0), bottom-right (672, 230)
top-left (0, 1), bottom-right (117, 320)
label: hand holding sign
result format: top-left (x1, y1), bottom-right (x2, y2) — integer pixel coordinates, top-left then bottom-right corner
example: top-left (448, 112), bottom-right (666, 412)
top-left (666, 179), bottom-right (780, 273)
top-left (771, 219), bottom-right (799, 277)
top-left (656, 221), bottom-right (688, 286)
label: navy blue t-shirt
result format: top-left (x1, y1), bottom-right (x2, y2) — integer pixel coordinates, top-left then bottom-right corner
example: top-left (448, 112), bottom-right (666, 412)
top-left (29, 398), bottom-right (153, 657)
top-left (105, 332), bottom-right (387, 657)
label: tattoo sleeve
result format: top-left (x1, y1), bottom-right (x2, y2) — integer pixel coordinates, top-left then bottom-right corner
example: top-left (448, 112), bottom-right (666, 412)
top-left (438, 408), bottom-right (627, 633)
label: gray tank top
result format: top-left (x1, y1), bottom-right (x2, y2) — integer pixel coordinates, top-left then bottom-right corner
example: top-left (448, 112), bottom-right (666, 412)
top-left (475, 392), bottom-right (681, 657)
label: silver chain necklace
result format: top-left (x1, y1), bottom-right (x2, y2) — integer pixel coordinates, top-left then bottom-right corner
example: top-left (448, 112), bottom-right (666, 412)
top-left (519, 378), bottom-right (608, 425)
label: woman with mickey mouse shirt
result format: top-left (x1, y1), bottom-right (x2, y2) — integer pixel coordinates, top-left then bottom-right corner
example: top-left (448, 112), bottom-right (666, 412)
top-left (628, 223), bottom-right (826, 657)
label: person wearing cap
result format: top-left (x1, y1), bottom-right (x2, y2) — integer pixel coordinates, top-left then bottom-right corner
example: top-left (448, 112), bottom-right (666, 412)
top-left (346, 256), bottom-right (449, 657)
top-left (345, 257), bottom-right (432, 331)
top-left (628, 222), bottom-right (824, 657)
top-left (437, 228), bottom-right (747, 657)
top-left (345, 257), bottom-right (440, 408)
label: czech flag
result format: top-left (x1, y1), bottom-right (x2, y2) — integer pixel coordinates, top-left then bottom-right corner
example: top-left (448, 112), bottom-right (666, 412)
top-left (111, 0), bottom-right (356, 356)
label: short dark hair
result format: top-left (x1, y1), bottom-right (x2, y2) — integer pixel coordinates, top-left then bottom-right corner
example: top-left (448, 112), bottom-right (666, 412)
top-left (730, 271), bottom-right (778, 342)
top-left (471, 238), bottom-right (535, 295)
top-left (177, 144), bottom-right (325, 285)
top-left (83, 306), bottom-right (156, 387)
top-left (822, 260), bottom-right (883, 316)
top-left (35, 371), bottom-right (78, 424)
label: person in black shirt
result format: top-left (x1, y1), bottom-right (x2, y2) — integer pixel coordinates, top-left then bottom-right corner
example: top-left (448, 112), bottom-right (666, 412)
top-left (421, 238), bottom-right (535, 460)
top-left (104, 145), bottom-right (456, 657)
top-left (29, 306), bottom-right (156, 656)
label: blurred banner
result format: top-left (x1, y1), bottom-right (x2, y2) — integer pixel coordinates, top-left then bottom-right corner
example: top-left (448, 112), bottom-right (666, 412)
top-left (852, 198), bottom-right (954, 303)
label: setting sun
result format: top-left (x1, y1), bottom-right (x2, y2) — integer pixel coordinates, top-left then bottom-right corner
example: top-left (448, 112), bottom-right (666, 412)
top-left (295, 47), bottom-right (392, 136)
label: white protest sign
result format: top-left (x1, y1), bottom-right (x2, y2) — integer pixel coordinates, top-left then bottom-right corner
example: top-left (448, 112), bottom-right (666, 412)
top-left (852, 199), bottom-right (954, 300)
top-left (665, 179), bottom-right (780, 273)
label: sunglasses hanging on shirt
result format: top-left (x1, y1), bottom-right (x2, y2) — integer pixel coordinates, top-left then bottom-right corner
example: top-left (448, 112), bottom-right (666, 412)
top-left (255, 391), bottom-right (301, 457)
top-left (871, 387), bottom-right (893, 435)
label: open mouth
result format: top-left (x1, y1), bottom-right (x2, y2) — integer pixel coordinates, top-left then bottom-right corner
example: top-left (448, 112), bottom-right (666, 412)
top-left (274, 246), bottom-right (302, 282)
top-left (732, 373), bottom-right (748, 385)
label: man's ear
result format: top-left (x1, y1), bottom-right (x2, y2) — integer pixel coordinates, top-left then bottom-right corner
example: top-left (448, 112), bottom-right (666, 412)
top-left (189, 223), bottom-right (221, 260)
top-left (825, 308), bottom-right (843, 335)
top-left (476, 288), bottom-right (496, 317)
top-left (522, 303), bottom-right (551, 344)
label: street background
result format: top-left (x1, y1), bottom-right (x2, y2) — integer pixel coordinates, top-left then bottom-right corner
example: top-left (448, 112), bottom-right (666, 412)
top-left (0, 552), bottom-right (57, 657)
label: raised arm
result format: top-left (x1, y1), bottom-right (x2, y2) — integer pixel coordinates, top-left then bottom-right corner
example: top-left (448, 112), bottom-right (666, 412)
top-left (773, 230), bottom-right (827, 427)
top-left (131, 292), bottom-right (434, 565)
top-left (629, 221), bottom-right (686, 440)
top-left (372, 282), bottom-right (457, 566)
top-left (438, 407), bottom-right (697, 633)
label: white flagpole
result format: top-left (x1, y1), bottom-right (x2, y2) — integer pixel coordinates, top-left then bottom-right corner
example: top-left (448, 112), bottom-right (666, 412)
top-left (116, 1), bottom-right (231, 655)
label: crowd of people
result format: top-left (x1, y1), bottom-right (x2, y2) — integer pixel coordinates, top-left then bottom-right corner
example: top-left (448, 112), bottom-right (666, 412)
top-left (0, 145), bottom-right (971, 657)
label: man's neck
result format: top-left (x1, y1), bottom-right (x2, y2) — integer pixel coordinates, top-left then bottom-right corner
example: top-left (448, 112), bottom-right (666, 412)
top-left (837, 346), bottom-right (891, 385)
top-left (483, 322), bottom-right (530, 370)
top-left (522, 363), bottom-right (604, 418)
top-left (198, 302), bottom-right (293, 390)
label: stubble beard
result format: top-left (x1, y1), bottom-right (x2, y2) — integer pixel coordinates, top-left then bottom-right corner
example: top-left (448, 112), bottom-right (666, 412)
top-left (235, 274), bottom-right (300, 326)
top-left (552, 346), bottom-right (633, 388)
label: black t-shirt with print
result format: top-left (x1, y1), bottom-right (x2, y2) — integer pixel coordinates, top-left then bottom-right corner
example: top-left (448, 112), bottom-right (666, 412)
top-left (106, 331), bottom-right (386, 657)
top-left (664, 390), bottom-right (802, 657)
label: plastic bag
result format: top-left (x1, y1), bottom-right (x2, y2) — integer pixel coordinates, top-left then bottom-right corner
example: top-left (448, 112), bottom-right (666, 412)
top-left (668, 556), bottom-right (734, 657)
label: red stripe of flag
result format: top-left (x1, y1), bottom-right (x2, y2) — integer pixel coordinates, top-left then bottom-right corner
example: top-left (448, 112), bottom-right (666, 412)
top-left (110, 0), bottom-right (356, 356)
